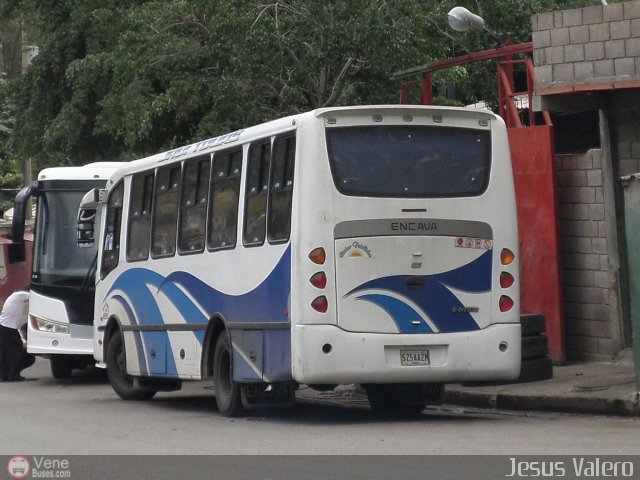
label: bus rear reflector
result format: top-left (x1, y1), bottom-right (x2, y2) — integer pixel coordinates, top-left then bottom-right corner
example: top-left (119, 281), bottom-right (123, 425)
top-left (308, 247), bottom-right (326, 265)
top-left (311, 296), bottom-right (328, 313)
top-left (500, 248), bottom-right (515, 265)
top-left (499, 295), bottom-right (514, 312)
top-left (500, 272), bottom-right (514, 288)
top-left (310, 272), bottom-right (327, 289)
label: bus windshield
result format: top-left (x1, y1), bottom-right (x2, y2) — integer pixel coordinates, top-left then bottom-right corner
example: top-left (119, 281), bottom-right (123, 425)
top-left (33, 190), bottom-right (98, 286)
top-left (326, 125), bottom-right (491, 197)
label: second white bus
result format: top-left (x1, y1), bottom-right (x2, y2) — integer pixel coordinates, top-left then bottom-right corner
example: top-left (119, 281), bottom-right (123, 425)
top-left (12, 163), bottom-right (123, 378)
top-left (81, 105), bottom-right (521, 416)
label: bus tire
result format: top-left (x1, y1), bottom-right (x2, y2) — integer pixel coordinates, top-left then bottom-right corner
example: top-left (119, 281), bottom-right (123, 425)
top-left (106, 331), bottom-right (156, 401)
top-left (50, 355), bottom-right (73, 379)
top-left (213, 331), bottom-right (244, 417)
top-left (363, 384), bottom-right (427, 417)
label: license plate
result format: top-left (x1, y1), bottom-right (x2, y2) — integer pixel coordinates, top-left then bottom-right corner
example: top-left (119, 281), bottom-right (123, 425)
top-left (400, 349), bottom-right (430, 366)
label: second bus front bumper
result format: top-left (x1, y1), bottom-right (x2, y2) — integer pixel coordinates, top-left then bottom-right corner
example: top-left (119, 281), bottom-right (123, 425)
top-left (27, 317), bottom-right (94, 356)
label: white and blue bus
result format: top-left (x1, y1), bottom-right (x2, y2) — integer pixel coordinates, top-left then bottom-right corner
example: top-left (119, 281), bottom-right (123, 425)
top-left (82, 105), bottom-right (520, 416)
top-left (12, 163), bottom-right (123, 378)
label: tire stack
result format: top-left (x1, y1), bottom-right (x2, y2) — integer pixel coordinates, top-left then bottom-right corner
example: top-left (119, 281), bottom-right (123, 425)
top-left (518, 313), bottom-right (553, 382)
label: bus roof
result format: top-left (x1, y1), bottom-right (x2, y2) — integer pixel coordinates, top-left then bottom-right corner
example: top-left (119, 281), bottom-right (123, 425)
top-left (105, 104), bottom-right (501, 184)
top-left (37, 162), bottom-right (126, 181)
top-left (313, 104), bottom-right (498, 121)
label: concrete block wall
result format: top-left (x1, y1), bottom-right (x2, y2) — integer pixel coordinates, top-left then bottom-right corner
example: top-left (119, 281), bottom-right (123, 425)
top-left (532, 1), bottom-right (640, 90)
top-left (612, 107), bottom-right (640, 175)
top-left (555, 149), bottom-right (619, 360)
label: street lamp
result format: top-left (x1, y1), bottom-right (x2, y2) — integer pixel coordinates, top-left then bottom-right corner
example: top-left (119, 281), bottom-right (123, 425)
top-left (447, 6), bottom-right (503, 46)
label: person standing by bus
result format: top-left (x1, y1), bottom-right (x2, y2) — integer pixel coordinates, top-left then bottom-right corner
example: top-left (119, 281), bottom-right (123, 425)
top-left (0, 287), bottom-right (34, 381)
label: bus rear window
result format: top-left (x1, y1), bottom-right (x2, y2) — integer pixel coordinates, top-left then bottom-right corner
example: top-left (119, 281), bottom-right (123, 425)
top-left (326, 125), bottom-right (491, 197)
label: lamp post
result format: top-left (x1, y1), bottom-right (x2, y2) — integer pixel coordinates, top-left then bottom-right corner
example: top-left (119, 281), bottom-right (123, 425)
top-left (447, 6), bottom-right (507, 47)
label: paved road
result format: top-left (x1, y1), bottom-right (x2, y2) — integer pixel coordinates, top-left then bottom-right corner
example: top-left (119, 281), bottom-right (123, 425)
top-left (1, 359), bottom-right (638, 456)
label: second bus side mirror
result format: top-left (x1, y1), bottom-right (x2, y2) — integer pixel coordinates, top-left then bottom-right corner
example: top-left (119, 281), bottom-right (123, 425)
top-left (77, 208), bottom-right (96, 247)
top-left (77, 188), bottom-right (102, 248)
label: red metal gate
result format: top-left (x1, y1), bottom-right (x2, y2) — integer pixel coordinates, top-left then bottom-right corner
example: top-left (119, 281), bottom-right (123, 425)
top-left (509, 126), bottom-right (564, 362)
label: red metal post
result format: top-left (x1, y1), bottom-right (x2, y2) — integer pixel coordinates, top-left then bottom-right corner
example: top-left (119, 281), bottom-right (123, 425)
top-left (420, 72), bottom-right (433, 105)
top-left (497, 66), bottom-right (522, 128)
top-left (401, 82), bottom-right (409, 105)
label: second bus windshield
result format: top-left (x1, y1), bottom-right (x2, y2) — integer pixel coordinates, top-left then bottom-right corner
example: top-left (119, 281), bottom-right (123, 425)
top-left (33, 189), bottom-right (99, 286)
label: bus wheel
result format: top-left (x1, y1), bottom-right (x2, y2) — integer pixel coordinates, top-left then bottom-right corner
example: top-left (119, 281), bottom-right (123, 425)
top-left (50, 355), bottom-right (73, 379)
top-left (106, 331), bottom-right (156, 401)
top-left (363, 384), bottom-right (427, 417)
top-left (213, 331), bottom-right (244, 417)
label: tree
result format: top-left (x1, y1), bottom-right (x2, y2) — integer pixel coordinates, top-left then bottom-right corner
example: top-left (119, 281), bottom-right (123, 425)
top-left (3, 0), bottom-right (591, 170)
top-left (0, 73), bottom-right (23, 211)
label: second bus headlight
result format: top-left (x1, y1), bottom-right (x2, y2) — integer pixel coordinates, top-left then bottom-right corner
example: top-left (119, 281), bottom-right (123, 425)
top-left (30, 315), bottom-right (70, 334)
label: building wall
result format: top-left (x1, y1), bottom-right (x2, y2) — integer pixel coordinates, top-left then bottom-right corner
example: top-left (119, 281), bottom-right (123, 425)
top-left (612, 106), bottom-right (640, 176)
top-left (531, 2), bottom-right (640, 360)
top-left (532, 1), bottom-right (640, 91)
top-left (555, 149), bottom-right (620, 360)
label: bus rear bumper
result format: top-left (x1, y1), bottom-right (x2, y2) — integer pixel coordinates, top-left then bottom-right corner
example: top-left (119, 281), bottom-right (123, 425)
top-left (292, 323), bottom-right (521, 385)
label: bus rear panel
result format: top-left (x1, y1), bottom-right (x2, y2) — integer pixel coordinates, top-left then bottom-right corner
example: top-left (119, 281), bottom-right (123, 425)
top-left (290, 107), bottom-right (520, 385)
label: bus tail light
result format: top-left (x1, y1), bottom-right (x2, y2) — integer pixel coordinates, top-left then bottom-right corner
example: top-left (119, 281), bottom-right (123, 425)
top-left (499, 295), bottom-right (514, 312)
top-left (500, 272), bottom-right (514, 288)
top-left (310, 272), bottom-right (327, 289)
top-left (501, 248), bottom-right (515, 265)
top-left (311, 296), bottom-right (328, 313)
top-left (308, 247), bottom-right (326, 265)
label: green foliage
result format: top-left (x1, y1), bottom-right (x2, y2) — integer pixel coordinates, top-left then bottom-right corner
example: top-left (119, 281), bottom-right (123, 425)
top-left (0, 74), bottom-right (22, 211)
top-left (0, 74), bottom-right (22, 187)
top-left (2, 0), bottom-right (594, 169)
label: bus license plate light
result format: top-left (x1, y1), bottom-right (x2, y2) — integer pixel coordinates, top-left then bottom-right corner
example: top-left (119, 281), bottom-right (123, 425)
top-left (400, 349), bottom-right (430, 366)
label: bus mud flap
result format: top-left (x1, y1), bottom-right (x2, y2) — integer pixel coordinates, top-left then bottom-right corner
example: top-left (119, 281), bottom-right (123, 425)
top-left (240, 382), bottom-right (296, 409)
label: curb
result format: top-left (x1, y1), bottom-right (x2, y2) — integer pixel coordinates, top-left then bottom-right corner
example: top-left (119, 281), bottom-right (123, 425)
top-left (444, 389), bottom-right (640, 417)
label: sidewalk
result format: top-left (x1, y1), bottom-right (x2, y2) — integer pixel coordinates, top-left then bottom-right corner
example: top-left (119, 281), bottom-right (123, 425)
top-left (298, 358), bottom-right (640, 417)
top-left (446, 359), bottom-right (640, 417)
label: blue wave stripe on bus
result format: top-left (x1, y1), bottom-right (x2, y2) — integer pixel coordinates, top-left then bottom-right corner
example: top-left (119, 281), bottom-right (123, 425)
top-left (108, 269), bottom-right (166, 324)
top-left (429, 249), bottom-right (492, 292)
top-left (155, 280), bottom-right (208, 344)
top-left (108, 247), bottom-right (290, 328)
top-left (158, 281), bottom-right (209, 324)
top-left (356, 294), bottom-right (434, 333)
top-left (107, 269), bottom-right (178, 376)
top-left (112, 294), bottom-right (148, 375)
top-left (162, 246), bottom-right (291, 325)
top-left (346, 250), bottom-right (492, 333)
top-left (105, 247), bottom-right (291, 379)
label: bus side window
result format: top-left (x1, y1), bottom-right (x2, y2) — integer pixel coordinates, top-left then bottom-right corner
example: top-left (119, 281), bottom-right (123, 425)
top-left (208, 149), bottom-right (241, 250)
top-left (127, 172), bottom-right (154, 261)
top-left (243, 141), bottom-right (270, 246)
top-left (179, 155), bottom-right (210, 254)
top-left (268, 135), bottom-right (295, 243)
top-left (151, 165), bottom-right (181, 258)
top-left (101, 182), bottom-right (124, 278)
